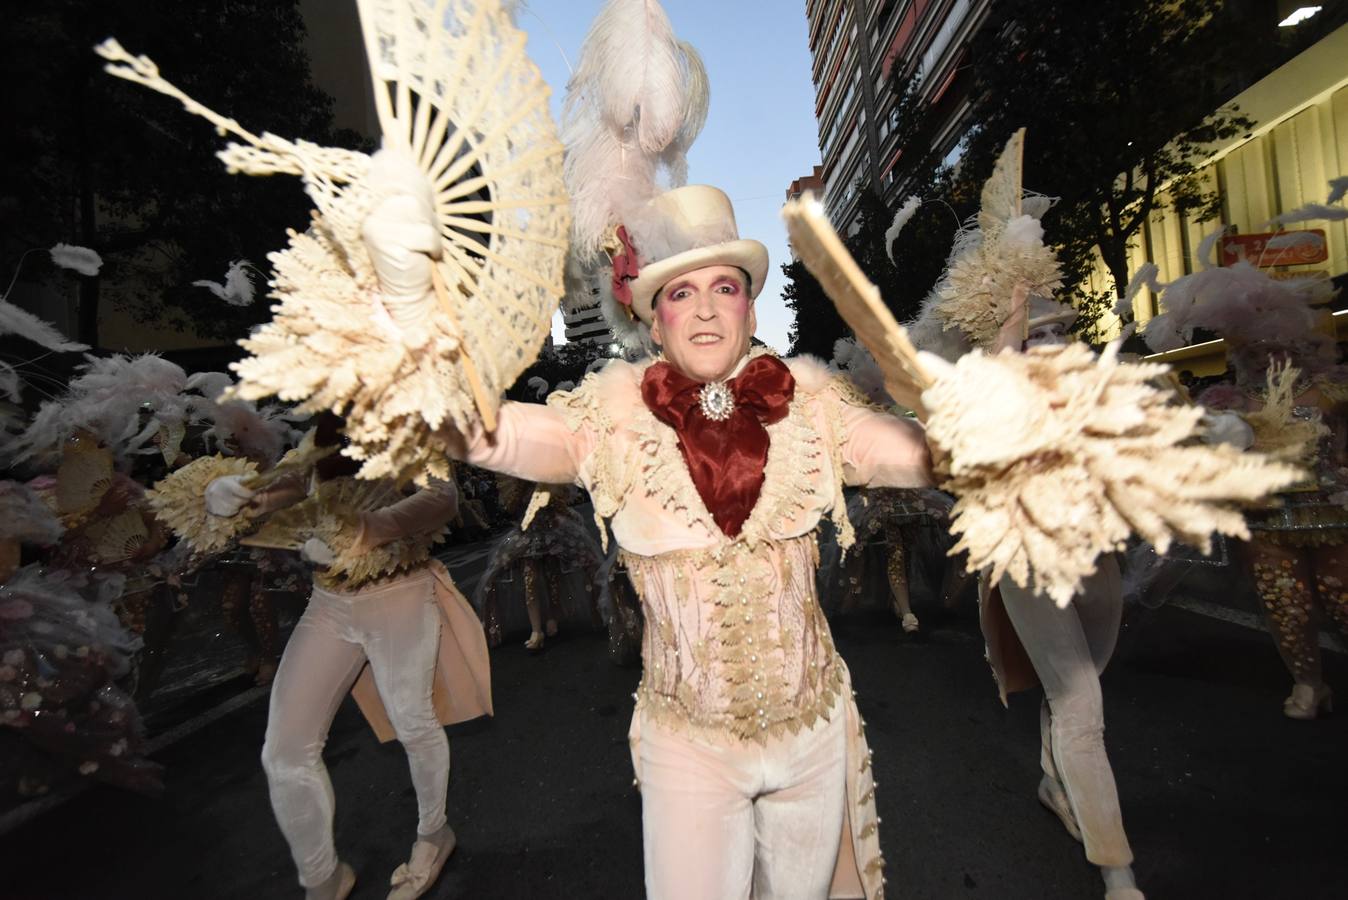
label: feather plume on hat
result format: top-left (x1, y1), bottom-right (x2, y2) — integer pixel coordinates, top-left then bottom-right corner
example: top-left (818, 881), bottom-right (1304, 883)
top-left (561, 0), bottom-right (710, 352)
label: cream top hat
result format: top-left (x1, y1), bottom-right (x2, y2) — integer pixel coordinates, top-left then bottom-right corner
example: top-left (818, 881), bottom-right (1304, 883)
top-left (619, 185), bottom-right (769, 324)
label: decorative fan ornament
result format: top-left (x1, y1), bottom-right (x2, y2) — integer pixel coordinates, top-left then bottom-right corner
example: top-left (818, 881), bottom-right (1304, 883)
top-left (242, 478), bottom-right (448, 589)
top-left (145, 456), bottom-right (260, 554)
top-left (54, 431), bottom-right (115, 527)
top-left (781, 194), bottom-right (1303, 607)
top-left (83, 509), bottom-right (150, 565)
top-left (96, 0), bottom-right (569, 485)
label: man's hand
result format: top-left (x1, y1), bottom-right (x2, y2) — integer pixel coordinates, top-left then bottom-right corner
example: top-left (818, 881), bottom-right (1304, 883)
top-left (205, 475), bottom-right (257, 518)
top-left (300, 537), bottom-right (337, 568)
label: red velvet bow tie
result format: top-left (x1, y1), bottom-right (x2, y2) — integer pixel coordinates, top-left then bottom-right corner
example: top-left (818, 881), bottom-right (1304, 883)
top-left (641, 355), bottom-right (796, 537)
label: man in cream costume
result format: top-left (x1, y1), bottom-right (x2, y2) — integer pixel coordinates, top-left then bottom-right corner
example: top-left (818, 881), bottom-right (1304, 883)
top-left (364, 169), bottom-right (933, 899)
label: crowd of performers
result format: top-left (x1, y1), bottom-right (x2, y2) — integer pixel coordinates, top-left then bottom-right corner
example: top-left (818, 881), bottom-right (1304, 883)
top-left (5, 2), bottom-right (1348, 899)
top-left (5, 221), bottom-right (1348, 899)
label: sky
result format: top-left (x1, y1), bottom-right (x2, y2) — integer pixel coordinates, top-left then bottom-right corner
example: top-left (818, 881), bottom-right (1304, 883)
top-left (513, 1), bottom-right (824, 352)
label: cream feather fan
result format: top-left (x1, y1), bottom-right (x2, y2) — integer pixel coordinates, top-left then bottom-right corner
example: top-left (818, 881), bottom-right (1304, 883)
top-left (242, 478), bottom-right (447, 589)
top-left (928, 129), bottom-right (1064, 349)
top-left (96, 0), bottom-right (568, 485)
top-left (782, 193), bottom-right (1302, 607)
top-left (145, 456), bottom-right (260, 554)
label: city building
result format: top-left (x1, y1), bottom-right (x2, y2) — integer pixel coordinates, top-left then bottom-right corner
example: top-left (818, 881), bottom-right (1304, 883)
top-left (802, 0), bottom-right (992, 234)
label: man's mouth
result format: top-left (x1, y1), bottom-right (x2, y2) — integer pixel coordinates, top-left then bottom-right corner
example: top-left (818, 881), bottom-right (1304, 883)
top-left (690, 333), bottom-right (722, 345)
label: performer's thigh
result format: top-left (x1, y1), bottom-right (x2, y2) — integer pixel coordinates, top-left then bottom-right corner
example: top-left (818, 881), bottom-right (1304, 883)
top-left (264, 596), bottom-right (366, 762)
top-left (352, 577), bottom-right (440, 736)
top-left (1072, 555), bottom-right (1123, 675)
top-left (753, 715), bottom-right (847, 899)
top-left (999, 577), bottom-right (1098, 712)
top-left (637, 718), bottom-right (755, 900)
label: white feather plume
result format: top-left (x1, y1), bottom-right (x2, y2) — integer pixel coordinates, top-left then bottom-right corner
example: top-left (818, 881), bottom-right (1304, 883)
top-left (192, 259), bottom-right (257, 306)
top-left (1118, 262), bottom-right (1163, 322)
top-left (49, 243), bottom-right (103, 277)
top-left (562, 0), bottom-right (710, 258)
top-left (0, 299), bottom-right (88, 352)
top-left (1261, 203), bottom-right (1348, 228)
top-left (526, 375), bottom-right (549, 400)
top-left (1195, 228), bottom-right (1224, 269)
top-left (884, 195), bottom-right (921, 262)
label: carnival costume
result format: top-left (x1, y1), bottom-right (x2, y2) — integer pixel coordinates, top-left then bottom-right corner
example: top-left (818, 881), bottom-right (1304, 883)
top-left (197, 450), bottom-right (492, 900)
top-left (98, 3), bottom-right (1301, 894)
top-left (1142, 188), bottom-right (1348, 720)
top-left (472, 476), bottom-right (603, 650)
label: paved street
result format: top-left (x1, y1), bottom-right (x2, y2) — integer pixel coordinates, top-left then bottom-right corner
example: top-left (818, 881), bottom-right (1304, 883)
top-left (5, 542), bottom-right (1348, 899)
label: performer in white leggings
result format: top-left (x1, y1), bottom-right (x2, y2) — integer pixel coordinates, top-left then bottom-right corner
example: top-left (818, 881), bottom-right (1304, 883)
top-left (206, 423), bottom-right (490, 900)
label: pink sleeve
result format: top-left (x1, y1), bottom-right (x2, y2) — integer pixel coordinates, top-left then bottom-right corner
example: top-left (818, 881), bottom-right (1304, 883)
top-left (836, 400), bottom-right (935, 489)
top-left (445, 400), bottom-right (597, 486)
top-left (354, 481), bottom-right (459, 553)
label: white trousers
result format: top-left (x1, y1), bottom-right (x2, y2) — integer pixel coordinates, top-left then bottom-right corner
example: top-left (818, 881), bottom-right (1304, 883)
top-left (260, 570), bottom-right (447, 887)
top-left (633, 699), bottom-right (846, 900)
top-left (999, 556), bottom-right (1133, 867)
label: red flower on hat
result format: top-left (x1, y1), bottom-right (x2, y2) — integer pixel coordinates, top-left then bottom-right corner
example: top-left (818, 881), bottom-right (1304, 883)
top-left (610, 225), bottom-right (640, 307)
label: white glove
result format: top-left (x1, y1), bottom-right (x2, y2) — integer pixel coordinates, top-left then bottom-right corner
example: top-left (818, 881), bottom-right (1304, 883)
top-left (1200, 411), bottom-right (1255, 450)
top-left (300, 537), bottom-right (337, 567)
top-left (204, 475), bottom-right (256, 517)
top-left (361, 146), bottom-right (441, 349)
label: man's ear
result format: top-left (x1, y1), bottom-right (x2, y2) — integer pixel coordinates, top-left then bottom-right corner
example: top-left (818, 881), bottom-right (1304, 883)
top-left (649, 313), bottom-right (663, 347)
top-left (747, 300), bottom-right (757, 338)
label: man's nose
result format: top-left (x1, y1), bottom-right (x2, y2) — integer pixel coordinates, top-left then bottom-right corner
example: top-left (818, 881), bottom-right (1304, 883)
top-left (694, 292), bottom-right (717, 319)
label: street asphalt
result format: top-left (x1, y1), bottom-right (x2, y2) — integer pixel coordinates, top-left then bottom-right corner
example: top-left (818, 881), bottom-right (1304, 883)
top-left (5, 551), bottom-right (1348, 899)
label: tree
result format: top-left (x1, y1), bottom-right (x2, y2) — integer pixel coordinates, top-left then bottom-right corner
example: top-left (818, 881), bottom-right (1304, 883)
top-left (1, 0), bottom-right (366, 347)
top-left (959, 0), bottom-right (1257, 306)
top-left (785, 185), bottom-right (918, 358)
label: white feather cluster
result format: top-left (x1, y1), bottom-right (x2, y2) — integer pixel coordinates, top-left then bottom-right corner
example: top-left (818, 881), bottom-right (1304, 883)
top-left (918, 343), bottom-right (1303, 606)
top-left (562, 0), bottom-right (711, 259)
top-left (192, 259), bottom-right (256, 306)
top-left (10, 354), bottom-right (189, 465)
top-left (48, 243), bottom-right (103, 277)
top-left (1142, 260), bottom-right (1333, 354)
top-left (930, 220), bottom-right (1064, 349)
top-left (830, 337), bottom-right (891, 406)
top-left (0, 300), bottom-right (88, 353)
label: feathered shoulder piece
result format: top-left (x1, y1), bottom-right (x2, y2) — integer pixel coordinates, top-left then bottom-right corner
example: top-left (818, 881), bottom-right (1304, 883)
top-left (927, 129), bottom-right (1064, 349)
top-left (96, 0), bottom-right (568, 486)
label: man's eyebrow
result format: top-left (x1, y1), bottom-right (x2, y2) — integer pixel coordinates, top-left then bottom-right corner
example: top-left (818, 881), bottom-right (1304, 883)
top-left (664, 278), bottom-right (693, 295)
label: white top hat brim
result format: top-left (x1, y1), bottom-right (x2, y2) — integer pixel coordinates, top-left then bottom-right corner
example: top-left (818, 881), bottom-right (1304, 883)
top-left (627, 239), bottom-right (770, 323)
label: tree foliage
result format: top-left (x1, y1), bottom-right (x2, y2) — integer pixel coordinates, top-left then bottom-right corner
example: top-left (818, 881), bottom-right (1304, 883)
top-left (871, 0), bottom-right (1263, 343)
top-left (1, 0), bottom-right (366, 346)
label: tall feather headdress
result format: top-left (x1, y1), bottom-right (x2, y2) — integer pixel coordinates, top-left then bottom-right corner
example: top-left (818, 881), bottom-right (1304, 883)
top-left (96, 0), bottom-right (569, 485)
top-left (560, 0), bottom-right (710, 351)
top-left (914, 129), bottom-right (1066, 351)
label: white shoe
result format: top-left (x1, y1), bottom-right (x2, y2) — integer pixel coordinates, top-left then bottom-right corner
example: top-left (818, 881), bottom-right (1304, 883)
top-left (901, 612), bottom-right (919, 633)
top-left (388, 827), bottom-right (456, 900)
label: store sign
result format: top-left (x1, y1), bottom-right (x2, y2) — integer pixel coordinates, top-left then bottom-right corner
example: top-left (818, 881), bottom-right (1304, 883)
top-left (1220, 229), bottom-right (1328, 267)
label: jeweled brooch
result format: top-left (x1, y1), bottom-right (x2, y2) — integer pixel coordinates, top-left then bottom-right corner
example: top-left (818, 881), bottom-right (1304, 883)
top-left (698, 380), bottom-right (735, 422)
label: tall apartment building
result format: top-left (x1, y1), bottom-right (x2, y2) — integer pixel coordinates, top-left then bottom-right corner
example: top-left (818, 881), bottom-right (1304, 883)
top-left (804, 0), bottom-right (992, 233)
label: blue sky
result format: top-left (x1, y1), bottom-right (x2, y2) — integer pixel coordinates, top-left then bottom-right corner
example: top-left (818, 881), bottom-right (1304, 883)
top-left (515, 1), bottom-right (823, 352)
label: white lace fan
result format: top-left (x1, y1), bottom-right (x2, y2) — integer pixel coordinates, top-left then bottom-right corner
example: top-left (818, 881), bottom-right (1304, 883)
top-left (95, 0), bottom-right (569, 485)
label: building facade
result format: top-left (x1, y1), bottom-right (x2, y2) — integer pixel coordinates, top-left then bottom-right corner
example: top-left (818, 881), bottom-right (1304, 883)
top-left (803, 0), bottom-right (991, 234)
